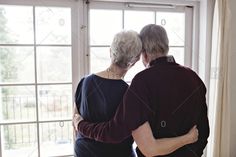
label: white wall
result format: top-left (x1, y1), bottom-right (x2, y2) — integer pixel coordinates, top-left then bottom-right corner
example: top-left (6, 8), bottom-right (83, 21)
top-left (229, 0), bottom-right (236, 156)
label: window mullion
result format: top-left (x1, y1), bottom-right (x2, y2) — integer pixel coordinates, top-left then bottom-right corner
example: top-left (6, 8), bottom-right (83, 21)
top-left (0, 123), bottom-right (2, 157)
top-left (185, 6), bottom-right (194, 68)
top-left (122, 9), bottom-right (124, 29)
top-left (32, 6), bottom-right (41, 157)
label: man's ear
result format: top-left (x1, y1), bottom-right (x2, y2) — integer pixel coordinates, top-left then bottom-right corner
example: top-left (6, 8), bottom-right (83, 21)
top-left (142, 52), bottom-right (149, 67)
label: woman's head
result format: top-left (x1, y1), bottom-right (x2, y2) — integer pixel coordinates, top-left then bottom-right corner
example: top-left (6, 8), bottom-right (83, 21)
top-left (110, 30), bottom-right (142, 69)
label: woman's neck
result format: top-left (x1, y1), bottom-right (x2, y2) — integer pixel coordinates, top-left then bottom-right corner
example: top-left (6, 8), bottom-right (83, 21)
top-left (95, 64), bottom-right (127, 80)
top-left (106, 64), bottom-right (127, 79)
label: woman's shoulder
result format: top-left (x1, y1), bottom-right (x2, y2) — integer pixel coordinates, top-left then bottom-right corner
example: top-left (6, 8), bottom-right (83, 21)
top-left (78, 74), bottom-right (128, 88)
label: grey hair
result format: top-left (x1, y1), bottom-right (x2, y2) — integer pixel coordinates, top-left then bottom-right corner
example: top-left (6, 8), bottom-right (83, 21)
top-left (140, 24), bottom-right (169, 55)
top-left (110, 30), bottom-right (142, 68)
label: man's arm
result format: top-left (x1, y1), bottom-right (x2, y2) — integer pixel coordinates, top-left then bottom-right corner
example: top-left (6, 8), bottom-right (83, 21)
top-left (77, 75), bottom-right (153, 143)
top-left (77, 96), bottom-right (147, 143)
top-left (77, 119), bottom-right (200, 156)
top-left (132, 122), bottom-right (199, 157)
top-left (190, 102), bottom-right (210, 156)
top-left (188, 84), bottom-right (210, 156)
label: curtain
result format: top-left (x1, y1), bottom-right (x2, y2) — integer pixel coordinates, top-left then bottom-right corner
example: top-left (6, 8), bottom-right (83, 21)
top-left (207, 0), bottom-right (231, 156)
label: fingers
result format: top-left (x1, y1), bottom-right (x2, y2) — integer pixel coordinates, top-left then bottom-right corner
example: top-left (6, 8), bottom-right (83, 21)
top-left (192, 126), bottom-right (199, 142)
top-left (187, 125), bottom-right (199, 144)
top-left (72, 114), bottom-right (83, 131)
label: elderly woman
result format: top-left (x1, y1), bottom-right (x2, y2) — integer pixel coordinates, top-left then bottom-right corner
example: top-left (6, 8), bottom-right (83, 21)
top-left (73, 30), bottom-right (198, 157)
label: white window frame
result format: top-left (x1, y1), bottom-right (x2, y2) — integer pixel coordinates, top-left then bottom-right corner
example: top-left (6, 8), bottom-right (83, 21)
top-left (0, 0), bottom-right (203, 157)
top-left (84, 0), bottom-right (205, 156)
top-left (85, 0), bottom-right (200, 73)
top-left (0, 0), bottom-right (84, 156)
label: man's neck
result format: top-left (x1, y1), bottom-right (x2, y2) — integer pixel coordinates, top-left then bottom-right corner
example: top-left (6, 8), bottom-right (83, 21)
top-left (146, 54), bottom-right (167, 67)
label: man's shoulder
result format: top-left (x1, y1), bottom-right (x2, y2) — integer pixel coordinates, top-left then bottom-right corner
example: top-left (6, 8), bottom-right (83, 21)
top-left (131, 68), bottom-right (151, 82)
top-left (178, 65), bottom-right (207, 92)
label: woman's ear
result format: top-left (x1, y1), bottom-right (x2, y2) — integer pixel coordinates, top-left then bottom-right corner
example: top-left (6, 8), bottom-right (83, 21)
top-left (109, 48), bottom-right (112, 59)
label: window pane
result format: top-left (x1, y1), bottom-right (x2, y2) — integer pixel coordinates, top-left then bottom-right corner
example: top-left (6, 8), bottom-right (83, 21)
top-left (37, 46), bottom-right (72, 83)
top-left (169, 47), bottom-right (184, 65)
top-left (0, 46), bottom-right (35, 83)
top-left (0, 5), bottom-right (33, 44)
top-left (124, 59), bottom-right (145, 83)
top-left (0, 86), bottom-right (36, 122)
top-left (90, 9), bottom-right (122, 45)
top-left (124, 10), bottom-right (155, 32)
top-left (36, 7), bottom-right (71, 45)
top-left (38, 85), bottom-right (72, 120)
top-left (40, 121), bottom-right (73, 156)
top-left (2, 124), bottom-right (38, 157)
top-left (156, 12), bottom-right (185, 46)
top-left (90, 47), bottom-right (110, 74)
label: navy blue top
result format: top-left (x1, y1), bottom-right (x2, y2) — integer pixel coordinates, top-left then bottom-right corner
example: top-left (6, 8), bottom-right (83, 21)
top-left (74, 74), bottom-right (135, 157)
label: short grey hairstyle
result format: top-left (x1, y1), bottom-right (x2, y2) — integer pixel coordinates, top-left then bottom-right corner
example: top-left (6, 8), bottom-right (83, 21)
top-left (110, 30), bottom-right (142, 68)
top-left (140, 24), bottom-right (169, 55)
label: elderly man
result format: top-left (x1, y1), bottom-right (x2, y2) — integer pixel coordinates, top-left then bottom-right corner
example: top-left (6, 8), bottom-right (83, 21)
top-left (75, 24), bottom-right (210, 157)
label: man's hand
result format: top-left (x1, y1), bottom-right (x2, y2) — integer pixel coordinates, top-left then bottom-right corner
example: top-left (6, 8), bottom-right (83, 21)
top-left (73, 113), bottom-right (83, 132)
top-left (185, 125), bottom-right (199, 144)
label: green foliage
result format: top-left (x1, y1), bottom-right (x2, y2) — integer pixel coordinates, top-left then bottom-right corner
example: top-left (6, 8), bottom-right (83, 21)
top-left (0, 7), bottom-right (18, 83)
top-left (0, 7), bottom-right (15, 149)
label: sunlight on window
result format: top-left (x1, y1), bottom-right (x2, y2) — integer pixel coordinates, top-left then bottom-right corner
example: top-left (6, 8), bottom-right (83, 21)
top-left (37, 46), bottom-right (72, 83)
top-left (156, 12), bottom-right (185, 46)
top-left (0, 5), bottom-right (33, 44)
top-left (90, 9), bottom-right (122, 46)
top-left (169, 47), bottom-right (185, 65)
top-left (0, 5), bottom-right (73, 157)
top-left (36, 7), bottom-right (71, 45)
top-left (89, 9), bottom-right (185, 82)
top-left (124, 10), bottom-right (155, 32)
top-left (0, 46), bottom-right (35, 83)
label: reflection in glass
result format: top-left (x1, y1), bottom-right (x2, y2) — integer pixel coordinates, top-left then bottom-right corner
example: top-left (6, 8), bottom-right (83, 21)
top-left (40, 121), bottom-right (73, 156)
top-left (124, 10), bottom-right (155, 32)
top-left (0, 5), bottom-right (33, 44)
top-left (37, 46), bottom-right (72, 83)
top-left (90, 9), bottom-right (122, 45)
top-left (169, 47), bottom-right (185, 65)
top-left (90, 47), bottom-right (110, 74)
top-left (38, 85), bottom-right (72, 120)
top-left (156, 12), bottom-right (185, 46)
top-left (0, 46), bottom-right (34, 83)
top-left (2, 124), bottom-right (38, 157)
top-left (36, 7), bottom-right (71, 45)
top-left (0, 86), bottom-right (36, 122)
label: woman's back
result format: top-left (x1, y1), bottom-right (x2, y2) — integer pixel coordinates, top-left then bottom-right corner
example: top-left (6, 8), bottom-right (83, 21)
top-left (74, 74), bottom-right (134, 157)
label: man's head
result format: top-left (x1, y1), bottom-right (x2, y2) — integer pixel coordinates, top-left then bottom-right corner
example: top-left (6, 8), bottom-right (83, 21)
top-left (139, 24), bottom-right (169, 67)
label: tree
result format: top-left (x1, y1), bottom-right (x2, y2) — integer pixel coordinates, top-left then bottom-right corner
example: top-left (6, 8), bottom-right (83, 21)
top-left (0, 7), bottom-right (16, 149)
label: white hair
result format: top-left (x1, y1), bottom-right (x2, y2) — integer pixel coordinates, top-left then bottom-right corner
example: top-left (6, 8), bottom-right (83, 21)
top-left (110, 30), bottom-right (142, 68)
top-left (140, 24), bottom-right (169, 55)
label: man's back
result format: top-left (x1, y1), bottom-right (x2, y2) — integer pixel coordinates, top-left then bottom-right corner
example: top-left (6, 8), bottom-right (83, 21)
top-left (135, 56), bottom-right (210, 157)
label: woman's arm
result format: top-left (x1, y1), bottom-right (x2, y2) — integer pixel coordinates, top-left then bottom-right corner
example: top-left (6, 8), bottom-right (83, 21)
top-left (132, 122), bottom-right (198, 157)
top-left (72, 103), bottom-right (83, 140)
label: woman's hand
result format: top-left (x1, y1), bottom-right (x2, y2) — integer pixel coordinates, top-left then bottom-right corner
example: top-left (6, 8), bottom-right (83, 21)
top-left (73, 113), bottom-right (83, 132)
top-left (185, 125), bottom-right (199, 144)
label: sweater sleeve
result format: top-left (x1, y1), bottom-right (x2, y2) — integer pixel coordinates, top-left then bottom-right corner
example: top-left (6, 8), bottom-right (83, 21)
top-left (189, 84), bottom-right (210, 156)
